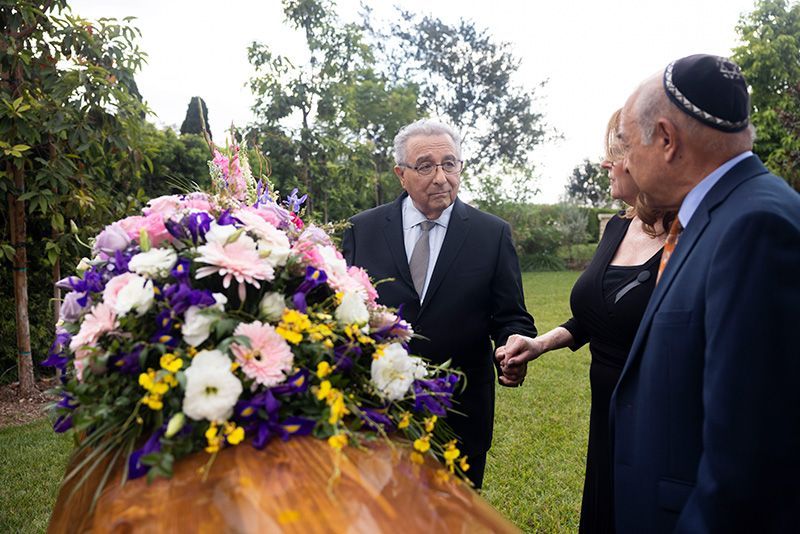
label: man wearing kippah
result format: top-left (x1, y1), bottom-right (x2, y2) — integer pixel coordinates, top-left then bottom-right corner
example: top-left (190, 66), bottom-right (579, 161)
top-left (611, 54), bottom-right (800, 533)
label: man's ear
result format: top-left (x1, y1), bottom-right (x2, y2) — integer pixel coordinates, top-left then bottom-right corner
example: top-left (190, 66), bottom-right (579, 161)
top-left (394, 165), bottom-right (406, 188)
top-left (657, 118), bottom-right (679, 163)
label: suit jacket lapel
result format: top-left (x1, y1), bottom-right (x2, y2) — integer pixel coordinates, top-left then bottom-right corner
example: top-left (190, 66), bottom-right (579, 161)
top-left (619, 155), bottom-right (770, 381)
top-left (419, 198), bottom-right (470, 319)
top-left (383, 194), bottom-right (415, 291)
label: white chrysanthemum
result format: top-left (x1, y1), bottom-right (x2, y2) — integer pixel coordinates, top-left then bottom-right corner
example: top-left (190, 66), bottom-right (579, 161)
top-left (113, 274), bottom-right (154, 316)
top-left (259, 292), bottom-right (286, 322)
top-left (128, 247), bottom-right (178, 279)
top-left (370, 343), bottom-right (427, 401)
top-left (318, 245), bottom-right (349, 281)
top-left (182, 293), bottom-right (227, 347)
top-left (182, 349), bottom-right (242, 421)
top-left (335, 291), bottom-right (370, 326)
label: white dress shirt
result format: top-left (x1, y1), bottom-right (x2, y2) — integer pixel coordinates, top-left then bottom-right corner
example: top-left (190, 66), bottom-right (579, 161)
top-left (402, 195), bottom-right (454, 302)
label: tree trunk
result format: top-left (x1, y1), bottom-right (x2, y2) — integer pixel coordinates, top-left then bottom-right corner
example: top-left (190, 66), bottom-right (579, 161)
top-left (8, 162), bottom-right (35, 397)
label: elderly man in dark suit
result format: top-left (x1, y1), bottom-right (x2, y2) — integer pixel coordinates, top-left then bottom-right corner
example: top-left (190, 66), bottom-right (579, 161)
top-left (342, 119), bottom-right (536, 488)
top-left (611, 54), bottom-right (800, 533)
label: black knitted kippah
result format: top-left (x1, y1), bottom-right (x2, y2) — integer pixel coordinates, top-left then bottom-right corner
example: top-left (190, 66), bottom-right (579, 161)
top-left (663, 54), bottom-right (750, 132)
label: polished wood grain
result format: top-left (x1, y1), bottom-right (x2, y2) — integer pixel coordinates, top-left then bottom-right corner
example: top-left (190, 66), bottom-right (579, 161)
top-left (49, 437), bottom-right (519, 533)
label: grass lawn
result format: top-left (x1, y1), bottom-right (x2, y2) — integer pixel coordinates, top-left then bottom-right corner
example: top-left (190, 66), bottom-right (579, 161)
top-left (0, 271), bottom-right (586, 533)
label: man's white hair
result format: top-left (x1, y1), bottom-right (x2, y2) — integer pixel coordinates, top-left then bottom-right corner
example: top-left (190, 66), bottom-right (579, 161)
top-left (393, 119), bottom-right (463, 165)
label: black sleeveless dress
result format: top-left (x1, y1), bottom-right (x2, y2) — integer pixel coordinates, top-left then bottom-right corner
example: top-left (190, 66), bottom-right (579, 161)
top-left (561, 214), bottom-right (663, 534)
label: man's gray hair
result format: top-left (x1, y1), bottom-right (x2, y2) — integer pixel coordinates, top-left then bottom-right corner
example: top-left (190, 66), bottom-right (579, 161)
top-left (393, 119), bottom-right (463, 165)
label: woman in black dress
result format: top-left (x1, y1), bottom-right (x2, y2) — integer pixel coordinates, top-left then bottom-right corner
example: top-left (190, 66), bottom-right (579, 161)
top-left (498, 109), bottom-right (675, 533)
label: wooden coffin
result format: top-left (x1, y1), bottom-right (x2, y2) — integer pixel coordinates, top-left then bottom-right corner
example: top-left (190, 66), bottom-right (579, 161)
top-left (48, 437), bottom-right (519, 533)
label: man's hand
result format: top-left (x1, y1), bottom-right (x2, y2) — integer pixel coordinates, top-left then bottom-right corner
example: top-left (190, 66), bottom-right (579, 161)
top-left (495, 334), bottom-right (547, 387)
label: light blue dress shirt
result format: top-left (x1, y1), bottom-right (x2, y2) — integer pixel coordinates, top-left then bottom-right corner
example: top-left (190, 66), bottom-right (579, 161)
top-left (678, 151), bottom-right (753, 228)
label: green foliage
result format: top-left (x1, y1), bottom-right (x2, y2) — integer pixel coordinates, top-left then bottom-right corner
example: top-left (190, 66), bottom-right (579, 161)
top-left (733, 0), bottom-right (800, 190)
top-left (0, 1), bottom-right (152, 383)
top-left (141, 126), bottom-right (212, 197)
top-left (564, 159), bottom-right (616, 208)
top-left (371, 10), bottom-right (548, 198)
top-left (246, 0), bottom-right (417, 222)
top-left (179, 96), bottom-right (211, 138)
top-left (0, 272), bottom-right (590, 533)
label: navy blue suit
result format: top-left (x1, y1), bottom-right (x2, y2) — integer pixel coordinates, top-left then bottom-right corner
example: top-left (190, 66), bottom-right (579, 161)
top-left (342, 194), bottom-right (536, 485)
top-left (612, 156), bottom-right (800, 533)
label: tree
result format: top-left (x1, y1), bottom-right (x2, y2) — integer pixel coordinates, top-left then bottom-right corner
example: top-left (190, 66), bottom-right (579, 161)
top-left (733, 0), bottom-right (800, 190)
top-left (564, 159), bottom-right (614, 208)
top-left (247, 0), bottom-right (418, 222)
top-left (367, 9), bottom-right (550, 198)
top-left (180, 96), bottom-right (211, 138)
top-left (1, 1), bottom-right (149, 395)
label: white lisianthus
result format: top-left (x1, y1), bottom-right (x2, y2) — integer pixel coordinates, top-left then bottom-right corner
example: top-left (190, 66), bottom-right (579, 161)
top-left (182, 349), bottom-right (242, 421)
top-left (128, 247), bottom-right (178, 279)
top-left (335, 291), bottom-right (370, 326)
top-left (182, 293), bottom-right (227, 347)
top-left (370, 343), bottom-right (428, 401)
top-left (259, 292), bottom-right (286, 322)
top-left (113, 274), bottom-right (154, 316)
top-left (203, 221), bottom-right (238, 245)
top-left (318, 245), bottom-right (349, 280)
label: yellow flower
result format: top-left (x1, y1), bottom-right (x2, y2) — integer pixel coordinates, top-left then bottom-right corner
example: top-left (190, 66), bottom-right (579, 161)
top-left (226, 426), bottom-right (245, 445)
top-left (163, 373), bottom-right (178, 388)
top-left (186, 346), bottom-right (198, 358)
top-left (142, 394), bottom-right (163, 411)
top-left (151, 381), bottom-right (170, 396)
top-left (410, 452), bottom-right (424, 465)
top-left (138, 369), bottom-right (156, 391)
top-left (316, 361), bottom-right (332, 379)
top-left (160, 353), bottom-right (183, 373)
top-left (424, 415), bottom-right (437, 433)
top-left (435, 469), bottom-right (452, 484)
top-left (316, 380), bottom-right (332, 401)
top-left (205, 423), bottom-right (222, 453)
top-left (397, 411), bottom-right (411, 430)
top-left (413, 435), bottom-right (431, 453)
top-left (373, 345), bottom-right (385, 360)
top-left (276, 327), bottom-right (303, 345)
top-left (459, 456), bottom-right (470, 472)
top-left (327, 390), bottom-right (350, 425)
top-left (328, 434), bottom-right (348, 450)
top-left (443, 440), bottom-right (460, 463)
top-left (205, 424), bottom-right (218, 441)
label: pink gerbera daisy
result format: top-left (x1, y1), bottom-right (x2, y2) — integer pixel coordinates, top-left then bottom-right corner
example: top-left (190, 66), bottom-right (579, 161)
top-left (230, 321), bottom-right (294, 387)
top-left (195, 233), bottom-right (274, 301)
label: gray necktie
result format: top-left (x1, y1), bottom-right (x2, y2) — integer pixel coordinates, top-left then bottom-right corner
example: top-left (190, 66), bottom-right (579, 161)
top-left (409, 220), bottom-right (435, 298)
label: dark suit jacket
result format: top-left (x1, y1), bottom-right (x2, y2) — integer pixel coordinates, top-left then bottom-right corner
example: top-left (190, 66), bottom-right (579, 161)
top-left (611, 156), bottom-right (800, 533)
top-left (342, 194), bottom-right (536, 455)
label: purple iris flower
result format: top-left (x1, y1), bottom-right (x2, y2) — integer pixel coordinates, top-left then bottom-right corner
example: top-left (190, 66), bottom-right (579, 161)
top-left (108, 343), bottom-right (145, 375)
top-left (217, 209), bottom-right (240, 226)
top-left (128, 427), bottom-right (165, 479)
top-left (151, 309), bottom-right (180, 347)
top-left (254, 179), bottom-right (271, 207)
top-left (163, 282), bottom-right (215, 316)
top-left (170, 257), bottom-right (192, 285)
top-left (235, 390), bottom-right (315, 449)
top-left (106, 249), bottom-right (132, 276)
top-left (360, 407), bottom-right (395, 432)
top-left (270, 369), bottom-right (310, 396)
top-left (65, 268), bottom-right (105, 307)
top-left (164, 218), bottom-right (187, 241)
top-left (183, 211), bottom-right (213, 244)
top-left (412, 374), bottom-right (460, 416)
top-left (285, 188), bottom-right (307, 213)
top-left (332, 344), bottom-right (358, 373)
top-left (42, 329), bottom-right (72, 374)
top-left (52, 392), bottom-right (78, 433)
top-left (292, 267), bottom-right (328, 313)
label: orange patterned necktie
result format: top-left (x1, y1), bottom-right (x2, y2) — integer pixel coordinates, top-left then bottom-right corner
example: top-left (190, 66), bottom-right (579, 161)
top-left (656, 218), bottom-right (684, 284)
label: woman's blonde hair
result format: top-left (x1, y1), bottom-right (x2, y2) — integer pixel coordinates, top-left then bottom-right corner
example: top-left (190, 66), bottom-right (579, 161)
top-left (604, 108), bottom-right (673, 237)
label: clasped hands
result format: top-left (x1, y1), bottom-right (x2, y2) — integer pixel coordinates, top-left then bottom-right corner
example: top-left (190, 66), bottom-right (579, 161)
top-left (495, 334), bottom-right (545, 387)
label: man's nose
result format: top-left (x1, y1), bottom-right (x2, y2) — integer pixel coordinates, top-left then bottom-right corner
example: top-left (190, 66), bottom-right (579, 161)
top-left (431, 166), bottom-right (447, 184)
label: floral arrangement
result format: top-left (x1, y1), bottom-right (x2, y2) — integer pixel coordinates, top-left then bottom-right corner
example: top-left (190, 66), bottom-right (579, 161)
top-left (44, 141), bottom-right (468, 488)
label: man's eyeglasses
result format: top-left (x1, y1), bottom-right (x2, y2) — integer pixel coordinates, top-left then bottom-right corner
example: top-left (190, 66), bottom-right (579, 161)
top-left (399, 160), bottom-right (464, 176)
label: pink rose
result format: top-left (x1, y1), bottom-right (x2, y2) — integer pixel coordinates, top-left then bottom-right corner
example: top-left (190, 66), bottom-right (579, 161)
top-left (143, 195), bottom-right (182, 219)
